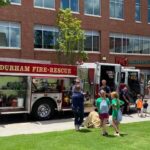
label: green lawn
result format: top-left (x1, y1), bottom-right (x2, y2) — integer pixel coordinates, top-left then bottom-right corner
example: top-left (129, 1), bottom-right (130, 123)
top-left (0, 121), bottom-right (150, 150)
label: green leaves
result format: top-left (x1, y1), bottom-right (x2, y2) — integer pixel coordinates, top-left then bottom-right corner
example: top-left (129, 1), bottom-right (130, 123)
top-left (56, 9), bottom-right (88, 64)
top-left (0, 0), bottom-right (10, 7)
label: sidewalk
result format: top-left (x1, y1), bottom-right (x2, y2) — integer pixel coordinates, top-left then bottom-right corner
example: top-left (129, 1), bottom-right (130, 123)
top-left (0, 113), bottom-right (150, 137)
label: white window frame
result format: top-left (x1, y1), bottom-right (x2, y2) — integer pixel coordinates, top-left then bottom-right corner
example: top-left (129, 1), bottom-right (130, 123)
top-left (109, 33), bottom-right (150, 55)
top-left (34, 0), bottom-right (55, 11)
top-left (84, 0), bottom-right (101, 17)
top-left (84, 30), bottom-right (100, 53)
top-left (135, 0), bottom-right (141, 22)
top-left (148, 0), bottom-right (150, 23)
top-left (0, 21), bottom-right (21, 49)
top-left (61, 0), bottom-right (79, 13)
top-left (34, 25), bottom-right (58, 51)
top-left (109, 0), bottom-right (124, 20)
top-left (10, 0), bottom-right (21, 5)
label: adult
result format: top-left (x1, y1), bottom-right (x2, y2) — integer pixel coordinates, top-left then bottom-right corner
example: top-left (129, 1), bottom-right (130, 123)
top-left (83, 108), bottom-right (100, 128)
top-left (99, 79), bottom-right (111, 98)
top-left (96, 90), bottom-right (110, 136)
top-left (119, 86), bottom-right (130, 114)
top-left (72, 84), bottom-right (84, 131)
top-left (71, 78), bottom-right (82, 94)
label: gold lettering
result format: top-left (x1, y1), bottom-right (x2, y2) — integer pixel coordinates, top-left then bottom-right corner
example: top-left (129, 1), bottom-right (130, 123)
top-left (32, 67), bottom-right (37, 72)
top-left (24, 66), bottom-right (30, 72)
top-left (49, 67), bottom-right (54, 73)
top-left (43, 67), bottom-right (47, 73)
top-left (68, 69), bottom-right (71, 74)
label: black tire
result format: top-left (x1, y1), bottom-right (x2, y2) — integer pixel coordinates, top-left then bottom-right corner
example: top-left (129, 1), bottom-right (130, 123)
top-left (31, 99), bottom-right (55, 120)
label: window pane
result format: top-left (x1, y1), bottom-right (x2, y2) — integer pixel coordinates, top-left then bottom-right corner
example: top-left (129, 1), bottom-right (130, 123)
top-left (34, 0), bottom-right (42, 7)
top-left (110, 2), bottom-right (115, 17)
top-left (43, 31), bottom-right (54, 49)
top-left (110, 37), bottom-right (115, 52)
top-left (93, 0), bottom-right (100, 15)
top-left (148, 0), bottom-right (150, 6)
top-left (34, 30), bottom-right (42, 48)
top-left (135, 6), bottom-right (141, 21)
top-left (110, 0), bottom-right (124, 19)
top-left (127, 37), bottom-right (134, 53)
top-left (115, 37), bottom-right (122, 53)
top-left (133, 38), bottom-right (139, 53)
top-left (84, 0), bottom-right (93, 15)
top-left (122, 37), bottom-right (127, 53)
top-left (139, 38), bottom-right (143, 53)
top-left (84, 35), bottom-right (92, 51)
top-left (0, 26), bottom-right (9, 47)
top-left (10, 27), bottom-right (20, 47)
top-left (44, 0), bottom-right (55, 8)
top-left (115, 3), bottom-right (123, 18)
top-left (71, 0), bottom-right (79, 12)
top-left (10, 0), bottom-right (21, 3)
top-left (61, 0), bottom-right (69, 9)
top-left (143, 39), bottom-right (149, 54)
top-left (93, 36), bottom-right (99, 51)
top-left (148, 9), bottom-right (150, 22)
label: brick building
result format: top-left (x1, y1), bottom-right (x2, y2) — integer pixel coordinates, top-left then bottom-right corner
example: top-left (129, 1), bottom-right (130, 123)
top-left (0, 0), bottom-right (150, 76)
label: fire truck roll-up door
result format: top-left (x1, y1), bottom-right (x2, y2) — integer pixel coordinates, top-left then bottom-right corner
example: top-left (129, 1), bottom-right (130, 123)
top-left (0, 75), bottom-right (30, 115)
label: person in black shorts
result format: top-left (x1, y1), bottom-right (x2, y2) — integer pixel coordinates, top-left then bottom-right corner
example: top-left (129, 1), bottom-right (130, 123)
top-left (143, 100), bottom-right (149, 117)
top-left (119, 86), bottom-right (130, 114)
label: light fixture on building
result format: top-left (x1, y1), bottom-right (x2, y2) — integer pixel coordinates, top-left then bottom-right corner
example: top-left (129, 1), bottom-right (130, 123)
top-left (102, 56), bottom-right (107, 61)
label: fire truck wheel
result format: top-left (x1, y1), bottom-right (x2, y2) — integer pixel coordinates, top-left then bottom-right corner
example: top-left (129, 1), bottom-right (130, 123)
top-left (31, 100), bottom-right (55, 120)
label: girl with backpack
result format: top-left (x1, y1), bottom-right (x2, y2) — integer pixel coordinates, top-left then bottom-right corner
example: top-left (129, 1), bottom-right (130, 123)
top-left (96, 90), bottom-right (110, 136)
top-left (111, 91), bottom-right (124, 136)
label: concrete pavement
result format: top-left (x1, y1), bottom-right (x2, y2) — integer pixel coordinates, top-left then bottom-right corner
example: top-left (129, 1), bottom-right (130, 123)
top-left (0, 113), bottom-right (150, 137)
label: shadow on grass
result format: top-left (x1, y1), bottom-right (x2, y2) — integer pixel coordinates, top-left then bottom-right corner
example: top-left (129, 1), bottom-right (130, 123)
top-left (120, 133), bottom-right (128, 137)
top-left (103, 133), bottom-right (128, 138)
top-left (79, 128), bottom-right (92, 133)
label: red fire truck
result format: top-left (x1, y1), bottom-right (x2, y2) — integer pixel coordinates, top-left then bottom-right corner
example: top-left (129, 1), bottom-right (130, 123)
top-left (0, 60), bottom-right (77, 120)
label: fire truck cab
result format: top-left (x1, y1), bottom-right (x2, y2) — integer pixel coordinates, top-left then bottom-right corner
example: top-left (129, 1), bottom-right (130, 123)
top-left (121, 67), bottom-right (141, 103)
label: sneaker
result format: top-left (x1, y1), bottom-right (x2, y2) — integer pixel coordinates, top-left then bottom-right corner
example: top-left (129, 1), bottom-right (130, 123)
top-left (114, 132), bottom-right (120, 136)
top-left (75, 125), bottom-right (79, 131)
top-left (102, 132), bottom-right (108, 136)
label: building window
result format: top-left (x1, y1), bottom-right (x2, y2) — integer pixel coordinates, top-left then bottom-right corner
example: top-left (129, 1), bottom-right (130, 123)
top-left (34, 0), bottom-right (55, 9)
top-left (84, 31), bottom-right (100, 52)
top-left (0, 21), bottom-right (20, 48)
top-left (135, 0), bottom-right (141, 22)
top-left (84, 0), bottom-right (100, 16)
top-left (110, 0), bottom-right (124, 19)
top-left (34, 25), bottom-right (58, 49)
top-left (10, 0), bottom-right (21, 5)
top-left (61, 0), bottom-right (79, 12)
top-left (110, 33), bottom-right (150, 54)
top-left (148, 0), bottom-right (150, 23)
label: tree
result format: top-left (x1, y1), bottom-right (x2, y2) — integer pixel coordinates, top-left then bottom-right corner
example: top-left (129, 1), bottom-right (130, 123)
top-left (0, 0), bottom-right (10, 7)
top-left (56, 9), bottom-right (88, 64)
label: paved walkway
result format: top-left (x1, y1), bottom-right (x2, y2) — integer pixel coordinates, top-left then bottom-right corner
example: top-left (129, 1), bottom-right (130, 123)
top-left (0, 113), bottom-right (150, 137)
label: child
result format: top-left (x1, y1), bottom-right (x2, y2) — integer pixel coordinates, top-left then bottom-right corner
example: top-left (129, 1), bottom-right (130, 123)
top-left (143, 100), bottom-right (148, 117)
top-left (96, 90), bottom-right (110, 136)
top-left (111, 91), bottom-right (124, 136)
top-left (136, 94), bottom-right (143, 117)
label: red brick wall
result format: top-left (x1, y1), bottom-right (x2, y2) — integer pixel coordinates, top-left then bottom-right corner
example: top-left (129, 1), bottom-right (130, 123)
top-left (0, 0), bottom-right (149, 67)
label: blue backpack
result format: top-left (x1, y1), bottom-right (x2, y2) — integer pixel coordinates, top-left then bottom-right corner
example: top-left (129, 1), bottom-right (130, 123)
top-left (100, 100), bottom-right (109, 114)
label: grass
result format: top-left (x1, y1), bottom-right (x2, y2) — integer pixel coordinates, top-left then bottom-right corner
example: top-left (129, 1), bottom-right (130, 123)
top-left (0, 121), bottom-right (150, 150)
